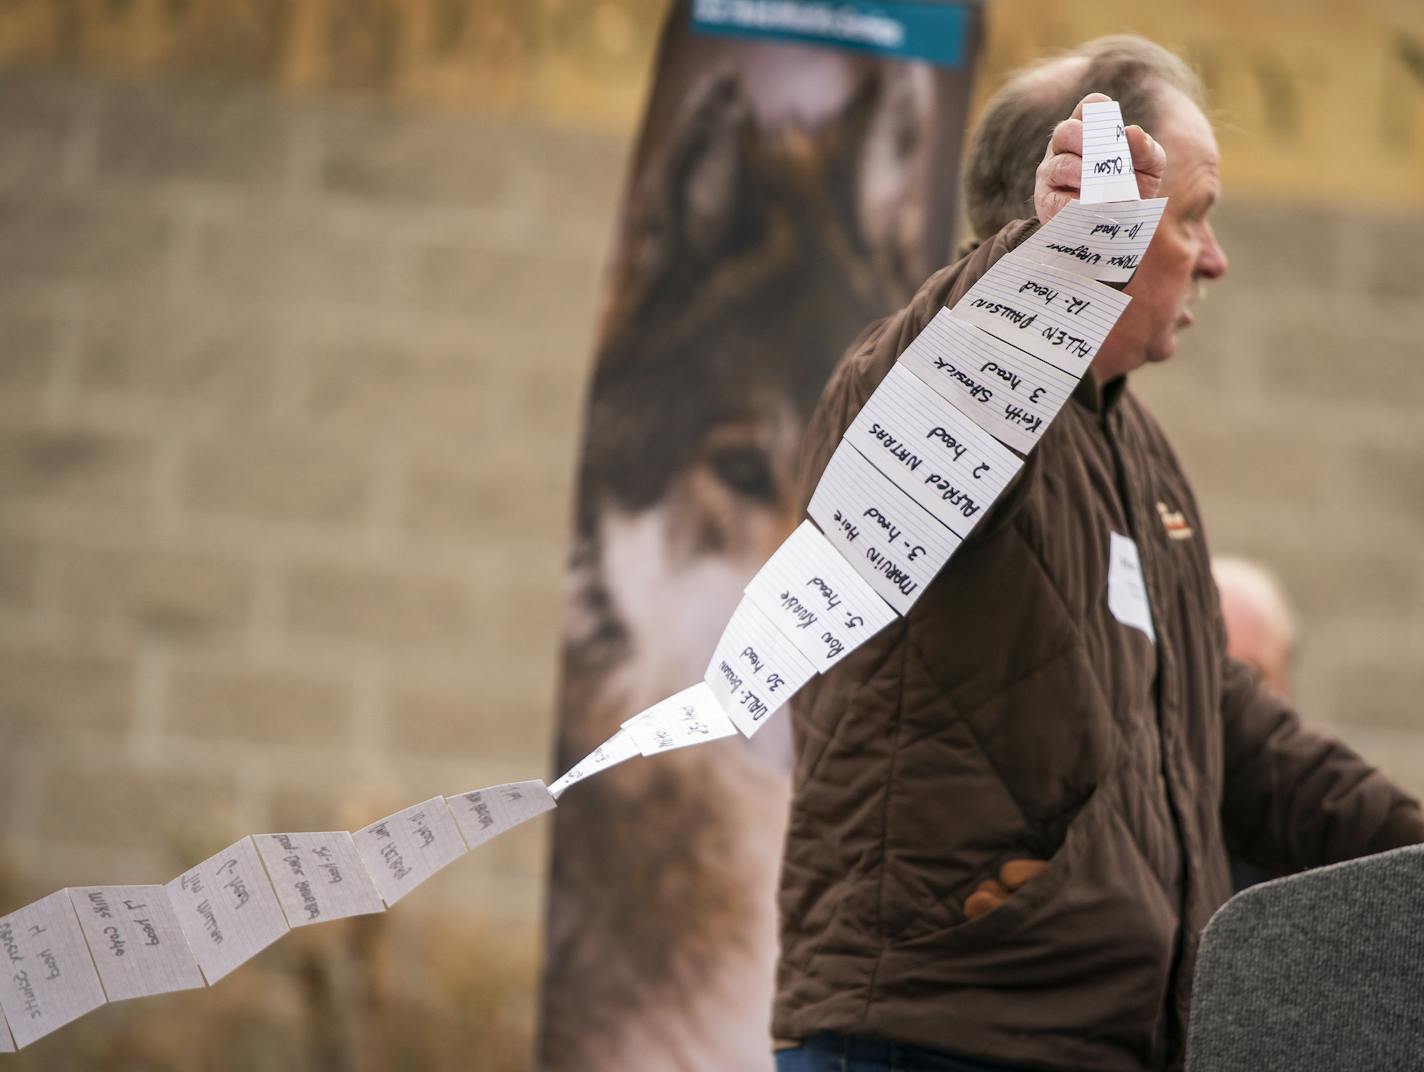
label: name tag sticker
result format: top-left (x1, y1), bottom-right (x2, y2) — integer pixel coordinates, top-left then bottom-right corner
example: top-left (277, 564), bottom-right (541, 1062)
top-left (1107, 532), bottom-right (1155, 643)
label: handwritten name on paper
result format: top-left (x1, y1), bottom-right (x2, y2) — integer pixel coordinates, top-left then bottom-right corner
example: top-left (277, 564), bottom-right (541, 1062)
top-left (1014, 198), bottom-right (1167, 283)
top-left (1080, 99), bottom-right (1139, 204)
top-left (742, 520), bottom-right (897, 672)
top-left (448, 780), bottom-right (557, 851)
top-left (67, 885), bottom-right (204, 1002)
top-left (622, 684), bottom-right (739, 755)
top-left (897, 310), bottom-right (1077, 454)
top-left (949, 256), bottom-right (1131, 378)
top-left (845, 365), bottom-right (1022, 537)
top-left (352, 798), bottom-right (468, 908)
top-left (703, 598), bottom-right (819, 736)
top-left (165, 837), bottom-right (290, 986)
top-left (252, 832), bottom-right (385, 928)
top-left (807, 440), bottom-right (962, 614)
top-left (0, 891), bottom-right (108, 1047)
top-left (549, 729), bottom-right (641, 798)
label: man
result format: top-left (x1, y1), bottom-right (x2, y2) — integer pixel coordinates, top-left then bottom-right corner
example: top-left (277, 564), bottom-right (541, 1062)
top-left (1213, 556), bottom-right (1298, 700)
top-left (772, 36), bottom-right (1423, 1072)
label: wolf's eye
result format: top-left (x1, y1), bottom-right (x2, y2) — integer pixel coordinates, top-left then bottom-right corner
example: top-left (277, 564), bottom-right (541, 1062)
top-left (707, 443), bottom-right (778, 504)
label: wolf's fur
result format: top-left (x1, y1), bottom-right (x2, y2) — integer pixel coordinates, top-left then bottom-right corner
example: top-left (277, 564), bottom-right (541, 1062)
top-left (541, 66), bottom-right (935, 1071)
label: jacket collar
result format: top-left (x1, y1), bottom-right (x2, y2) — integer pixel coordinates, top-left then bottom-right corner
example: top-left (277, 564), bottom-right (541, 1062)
top-left (1071, 372), bottom-right (1128, 416)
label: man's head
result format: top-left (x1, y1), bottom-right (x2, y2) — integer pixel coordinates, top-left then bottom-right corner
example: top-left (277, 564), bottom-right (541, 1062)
top-left (1213, 556), bottom-right (1298, 699)
top-left (966, 36), bottom-right (1229, 380)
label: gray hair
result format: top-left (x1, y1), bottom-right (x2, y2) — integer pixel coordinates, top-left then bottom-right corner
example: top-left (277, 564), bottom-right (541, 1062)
top-left (964, 35), bottom-right (1205, 241)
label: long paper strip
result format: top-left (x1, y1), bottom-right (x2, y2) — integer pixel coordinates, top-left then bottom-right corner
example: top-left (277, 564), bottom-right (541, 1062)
top-left (845, 364), bottom-right (1021, 537)
top-left (705, 597), bottom-right (819, 736)
top-left (68, 885), bottom-right (205, 1002)
top-left (742, 520), bottom-right (897, 671)
top-left (166, 837), bottom-right (290, 985)
top-left (1013, 197), bottom-right (1166, 282)
top-left (549, 728), bottom-right (642, 798)
top-left (950, 256), bottom-right (1131, 377)
top-left (897, 310), bottom-right (1077, 454)
top-left (447, 780), bottom-right (557, 851)
top-left (253, 832), bottom-right (386, 927)
top-left (352, 798), bottom-right (468, 907)
top-left (808, 441), bottom-right (962, 613)
top-left (622, 683), bottom-right (739, 755)
top-left (1080, 99), bottom-right (1139, 203)
top-left (0, 891), bottom-right (108, 1047)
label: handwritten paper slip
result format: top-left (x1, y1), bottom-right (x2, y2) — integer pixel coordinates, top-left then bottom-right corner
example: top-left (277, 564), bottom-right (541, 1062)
top-left (845, 364), bottom-right (1022, 538)
top-left (950, 257), bottom-right (1131, 378)
top-left (897, 310), bottom-right (1077, 454)
top-left (807, 441), bottom-right (961, 614)
top-left (448, 780), bottom-right (557, 852)
top-left (1014, 198), bottom-right (1167, 283)
top-left (1080, 99), bottom-right (1139, 204)
top-left (353, 798), bottom-right (468, 907)
top-left (166, 837), bottom-right (290, 986)
top-left (549, 728), bottom-right (641, 798)
top-left (253, 832), bottom-right (385, 928)
top-left (622, 683), bottom-right (739, 755)
top-left (742, 520), bottom-right (898, 672)
top-left (1107, 532), bottom-right (1156, 643)
top-left (68, 885), bottom-right (204, 1002)
top-left (705, 598), bottom-right (819, 736)
top-left (0, 891), bottom-right (107, 1048)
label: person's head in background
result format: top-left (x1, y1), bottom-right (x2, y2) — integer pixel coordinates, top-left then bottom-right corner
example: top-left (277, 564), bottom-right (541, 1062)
top-left (1213, 556), bottom-right (1299, 699)
top-left (964, 35), bottom-right (1229, 380)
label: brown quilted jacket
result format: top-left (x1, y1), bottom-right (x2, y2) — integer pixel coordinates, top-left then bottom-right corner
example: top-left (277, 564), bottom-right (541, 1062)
top-left (773, 220), bottom-right (1424, 1070)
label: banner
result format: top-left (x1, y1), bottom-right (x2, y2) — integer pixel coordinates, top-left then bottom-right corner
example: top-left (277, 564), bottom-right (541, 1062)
top-left (540, 3), bottom-right (984, 1068)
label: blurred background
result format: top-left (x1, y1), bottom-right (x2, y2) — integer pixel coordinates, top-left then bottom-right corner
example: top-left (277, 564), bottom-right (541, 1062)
top-left (0, 0), bottom-right (1421, 1068)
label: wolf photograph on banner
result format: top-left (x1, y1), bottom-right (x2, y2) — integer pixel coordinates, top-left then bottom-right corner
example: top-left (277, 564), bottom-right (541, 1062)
top-left (540, 3), bottom-right (986, 1068)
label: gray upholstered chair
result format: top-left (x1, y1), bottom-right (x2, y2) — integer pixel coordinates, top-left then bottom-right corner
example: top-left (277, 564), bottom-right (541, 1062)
top-left (1186, 845), bottom-right (1424, 1071)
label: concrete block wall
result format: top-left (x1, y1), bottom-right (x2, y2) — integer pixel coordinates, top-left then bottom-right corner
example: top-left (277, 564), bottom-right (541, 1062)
top-left (0, 69), bottom-right (627, 935)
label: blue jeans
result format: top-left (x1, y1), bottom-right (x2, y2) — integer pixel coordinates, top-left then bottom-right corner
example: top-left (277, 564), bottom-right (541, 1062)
top-left (775, 1033), bottom-right (1030, 1072)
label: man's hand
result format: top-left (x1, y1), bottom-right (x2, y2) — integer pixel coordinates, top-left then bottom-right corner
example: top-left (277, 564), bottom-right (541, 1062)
top-left (963, 858), bottom-right (1050, 920)
top-left (1034, 92), bottom-right (1167, 225)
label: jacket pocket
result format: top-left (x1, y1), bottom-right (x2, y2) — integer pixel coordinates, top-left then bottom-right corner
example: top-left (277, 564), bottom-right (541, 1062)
top-left (895, 782), bottom-right (1105, 952)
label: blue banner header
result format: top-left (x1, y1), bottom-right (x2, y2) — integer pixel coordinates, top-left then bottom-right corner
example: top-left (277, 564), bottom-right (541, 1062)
top-left (691, 0), bottom-right (973, 67)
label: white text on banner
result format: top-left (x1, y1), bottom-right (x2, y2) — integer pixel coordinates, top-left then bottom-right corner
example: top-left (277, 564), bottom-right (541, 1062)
top-left (353, 798), bottom-right (468, 907)
top-left (253, 832), bottom-right (386, 927)
top-left (705, 597), bottom-right (819, 736)
top-left (68, 885), bottom-right (205, 1002)
top-left (897, 310), bottom-right (1077, 454)
top-left (166, 837), bottom-right (290, 985)
top-left (845, 364), bottom-right (1021, 537)
top-left (1014, 198), bottom-right (1166, 282)
top-left (950, 257), bottom-right (1130, 377)
top-left (1080, 99), bottom-right (1139, 204)
top-left (448, 780), bottom-right (557, 851)
top-left (622, 683), bottom-right (739, 755)
top-left (549, 729), bottom-right (641, 798)
top-left (808, 440), bottom-right (961, 613)
top-left (0, 891), bottom-right (108, 1047)
top-left (742, 520), bottom-right (897, 671)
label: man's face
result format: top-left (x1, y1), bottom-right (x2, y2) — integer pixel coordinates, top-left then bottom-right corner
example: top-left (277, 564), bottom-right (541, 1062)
top-left (1095, 88), bottom-right (1228, 380)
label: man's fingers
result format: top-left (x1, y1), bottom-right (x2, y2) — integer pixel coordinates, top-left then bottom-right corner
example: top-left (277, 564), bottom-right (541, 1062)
top-left (1126, 126), bottom-right (1165, 180)
top-left (1047, 117), bottom-right (1084, 159)
top-left (999, 858), bottom-right (1049, 891)
top-left (963, 878), bottom-right (1008, 919)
